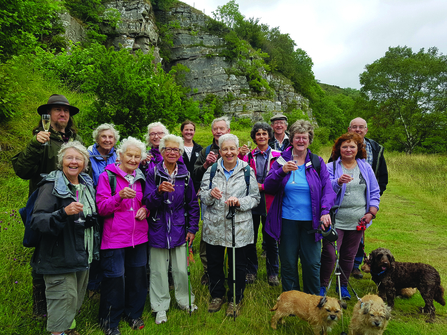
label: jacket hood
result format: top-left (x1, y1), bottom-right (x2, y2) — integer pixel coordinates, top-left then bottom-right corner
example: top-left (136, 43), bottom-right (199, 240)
top-left (89, 143), bottom-right (116, 159)
top-left (104, 163), bottom-right (145, 183)
top-left (38, 170), bottom-right (93, 199)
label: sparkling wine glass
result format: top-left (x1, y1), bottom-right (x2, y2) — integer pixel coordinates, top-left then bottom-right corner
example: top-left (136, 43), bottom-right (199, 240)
top-left (292, 160), bottom-right (298, 184)
top-left (128, 180), bottom-right (136, 211)
top-left (247, 141), bottom-right (251, 149)
top-left (74, 189), bottom-right (85, 224)
top-left (164, 177), bottom-right (175, 204)
top-left (41, 114), bottom-right (51, 146)
top-left (345, 171), bottom-right (354, 196)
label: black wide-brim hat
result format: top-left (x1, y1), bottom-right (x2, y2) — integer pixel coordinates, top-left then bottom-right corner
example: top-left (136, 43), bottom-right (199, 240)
top-left (37, 94), bottom-right (79, 116)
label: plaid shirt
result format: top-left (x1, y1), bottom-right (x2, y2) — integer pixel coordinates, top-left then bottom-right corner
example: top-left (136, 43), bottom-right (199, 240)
top-left (364, 139), bottom-right (373, 166)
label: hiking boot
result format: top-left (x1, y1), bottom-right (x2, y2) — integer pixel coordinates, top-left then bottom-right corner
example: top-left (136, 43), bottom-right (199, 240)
top-left (201, 272), bottom-right (209, 286)
top-left (336, 286), bottom-right (351, 300)
top-left (245, 273), bottom-right (257, 284)
top-left (226, 302), bottom-right (241, 318)
top-left (179, 303), bottom-right (198, 313)
top-left (155, 311), bottom-right (167, 324)
top-left (124, 316), bottom-right (145, 330)
top-left (351, 268), bottom-right (363, 279)
top-left (208, 297), bottom-right (225, 313)
top-left (268, 275), bottom-right (280, 286)
top-left (320, 286), bottom-right (327, 297)
top-left (103, 327), bottom-right (121, 335)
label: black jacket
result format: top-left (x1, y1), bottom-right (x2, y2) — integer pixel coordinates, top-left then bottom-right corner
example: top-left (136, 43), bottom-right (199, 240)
top-left (193, 141), bottom-right (220, 188)
top-left (30, 171), bottom-right (98, 274)
top-left (182, 140), bottom-right (203, 192)
top-left (268, 134), bottom-right (290, 152)
top-left (328, 137), bottom-right (388, 195)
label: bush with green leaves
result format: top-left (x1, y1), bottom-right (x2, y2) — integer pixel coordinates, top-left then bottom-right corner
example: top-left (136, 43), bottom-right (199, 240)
top-left (33, 43), bottom-right (201, 140)
top-left (0, 62), bottom-right (25, 119)
top-left (0, 0), bottom-right (62, 61)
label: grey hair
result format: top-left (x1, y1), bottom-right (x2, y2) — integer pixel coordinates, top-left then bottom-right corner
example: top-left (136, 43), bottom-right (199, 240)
top-left (349, 118), bottom-right (368, 128)
top-left (117, 136), bottom-right (147, 160)
top-left (289, 119), bottom-right (314, 144)
top-left (160, 134), bottom-right (185, 155)
top-left (218, 133), bottom-right (239, 148)
top-left (92, 123), bottom-right (120, 143)
top-left (145, 122), bottom-right (169, 144)
top-left (57, 140), bottom-right (90, 172)
top-left (211, 116), bottom-right (231, 130)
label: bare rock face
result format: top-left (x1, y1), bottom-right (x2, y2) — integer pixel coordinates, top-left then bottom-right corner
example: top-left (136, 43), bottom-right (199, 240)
top-left (59, 11), bottom-right (87, 44)
top-left (104, 0), bottom-right (160, 62)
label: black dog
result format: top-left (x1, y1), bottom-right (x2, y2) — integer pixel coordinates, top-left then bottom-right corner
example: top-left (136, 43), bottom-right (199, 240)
top-left (367, 247), bottom-right (445, 322)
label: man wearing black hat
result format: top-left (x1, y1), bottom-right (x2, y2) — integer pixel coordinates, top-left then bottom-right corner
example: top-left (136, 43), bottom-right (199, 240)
top-left (268, 114), bottom-right (290, 152)
top-left (12, 94), bottom-right (83, 319)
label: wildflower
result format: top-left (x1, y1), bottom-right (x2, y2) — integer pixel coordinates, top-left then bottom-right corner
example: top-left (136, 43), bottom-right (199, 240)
top-left (14, 281), bottom-right (18, 284)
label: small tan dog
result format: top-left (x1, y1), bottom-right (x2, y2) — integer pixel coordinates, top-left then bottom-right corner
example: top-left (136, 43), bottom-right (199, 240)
top-left (271, 290), bottom-right (345, 335)
top-left (348, 294), bottom-right (391, 335)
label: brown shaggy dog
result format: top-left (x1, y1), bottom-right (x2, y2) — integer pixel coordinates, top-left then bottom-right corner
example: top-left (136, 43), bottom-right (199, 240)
top-left (368, 247), bottom-right (445, 322)
top-left (362, 262), bottom-right (417, 298)
top-left (271, 290), bottom-right (346, 334)
top-left (348, 294), bottom-right (391, 335)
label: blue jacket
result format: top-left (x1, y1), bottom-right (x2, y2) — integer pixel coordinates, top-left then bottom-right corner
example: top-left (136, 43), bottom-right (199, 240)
top-left (144, 160), bottom-right (199, 249)
top-left (88, 144), bottom-right (117, 187)
top-left (264, 147), bottom-right (336, 242)
top-left (326, 157), bottom-right (380, 228)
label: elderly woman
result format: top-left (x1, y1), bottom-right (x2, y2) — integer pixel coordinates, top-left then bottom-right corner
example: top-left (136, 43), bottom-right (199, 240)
top-left (144, 134), bottom-right (199, 325)
top-left (88, 123), bottom-right (120, 187)
top-left (264, 120), bottom-right (336, 295)
top-left (30, 141), bottom-right (97, 335)
top-left (320, 133), bottom-right (380, 299)
top-left (96, 137), bottom-right (148, 334)
top-left (200, 134), bottom-right (260, 317)
top-left (181, 120), bottom-right (203, 192)
top-left (140, 122), bottom-right (169, 177)
top-left (238, 122), bottom-right (281, 286)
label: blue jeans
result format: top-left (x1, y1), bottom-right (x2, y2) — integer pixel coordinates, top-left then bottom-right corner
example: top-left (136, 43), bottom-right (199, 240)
top-left (279, 219), bottom-right (321, 295)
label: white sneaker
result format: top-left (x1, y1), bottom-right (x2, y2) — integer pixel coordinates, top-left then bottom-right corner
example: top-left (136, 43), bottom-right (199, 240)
top-left (155, 310), bottom-right (167, 324)
top-left (179, 303), bottom-right (198, 313)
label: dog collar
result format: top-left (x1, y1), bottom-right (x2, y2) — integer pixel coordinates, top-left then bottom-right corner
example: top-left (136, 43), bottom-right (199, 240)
top-left (372, 269), bottom-right (386, 276)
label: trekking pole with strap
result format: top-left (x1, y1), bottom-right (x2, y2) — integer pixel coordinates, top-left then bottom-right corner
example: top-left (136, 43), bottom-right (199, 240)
top-left (183, 172), bottom-right (192, 315)
top-left (226, 205), bottom-right (237, 321)
top-left (186, 242), bottom-right (192, 316)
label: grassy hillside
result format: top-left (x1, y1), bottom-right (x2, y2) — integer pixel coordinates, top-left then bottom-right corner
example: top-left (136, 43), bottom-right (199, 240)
top-left (1, 62), bottom-right (447, 335)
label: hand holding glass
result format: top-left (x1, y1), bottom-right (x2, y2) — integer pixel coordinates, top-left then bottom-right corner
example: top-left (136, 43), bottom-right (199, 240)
top-left (74, 189), bottom-right (85, 224)
top-left (41, 114), bottom-right (51, 146)
top-left (292, 160), bottom-right (298, 184)
top-left (128, 181), bottom-right (136, 211)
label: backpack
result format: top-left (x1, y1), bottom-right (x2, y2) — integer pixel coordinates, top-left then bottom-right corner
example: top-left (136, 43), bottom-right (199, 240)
top-left (19, 189), bottom-right (41, 248)
top-left (208, 162), bottom-right (251, 196)
top-left (309, 152), bottom-right (321, 177)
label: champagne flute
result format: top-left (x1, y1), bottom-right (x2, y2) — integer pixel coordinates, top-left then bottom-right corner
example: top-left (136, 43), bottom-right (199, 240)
top-left (74, 189), bottom-right (85, 224)
top-left (128, 180), bottom-right (136, 211)
top-left (345, 171), bottom-right (354, 196)
top-left (247, 141), bottom-right (251, 149)
top-left (292, 160), bottom-right (298, 184)
top-left (164, 177), bottom-right (175, 204)
top-left (41, 114), bottom-right (51, 147)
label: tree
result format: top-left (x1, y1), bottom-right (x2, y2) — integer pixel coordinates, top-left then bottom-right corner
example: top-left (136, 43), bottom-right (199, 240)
top-left (360, 46), bottom-right (447, 154)
top-left (212, 0), bottom-right (244, 29)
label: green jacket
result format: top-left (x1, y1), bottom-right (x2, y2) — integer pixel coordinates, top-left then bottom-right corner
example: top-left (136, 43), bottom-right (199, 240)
top-left (11, 127), bottom-right (83, 196)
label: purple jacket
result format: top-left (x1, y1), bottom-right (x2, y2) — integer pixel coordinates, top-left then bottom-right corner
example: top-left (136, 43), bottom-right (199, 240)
top-left (264, 148), bottom-right (336, 242)
top-left (96, 163), bottom-right (148, 249)
top-left (326, 157), bottom-right (380, 228)
top-left (139, 147), bottom-right (163, 177)
top-left (144, 160), bottom-right (199, 249)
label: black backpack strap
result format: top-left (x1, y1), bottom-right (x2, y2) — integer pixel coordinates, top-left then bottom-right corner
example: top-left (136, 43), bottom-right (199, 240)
top-left (205, 144), bottom-right (212, 157)
top-left (309, 153), bottom-right (321, 177)
top-left (209, 162), bottom-right (218, 189)
top-left (106, 170), bottom-right (117, 195)
top-left (243, 165), bottom-right (251, 196)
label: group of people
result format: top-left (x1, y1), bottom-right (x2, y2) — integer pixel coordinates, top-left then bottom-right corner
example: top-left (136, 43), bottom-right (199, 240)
top-left (12, 94), bottom-right (388, 335)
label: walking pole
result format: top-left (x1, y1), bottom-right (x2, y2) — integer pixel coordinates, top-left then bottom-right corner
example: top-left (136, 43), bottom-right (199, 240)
top-left (186, 242), bottom-right (192, 316)
top-left (226, 205), bottom-right (237, 321)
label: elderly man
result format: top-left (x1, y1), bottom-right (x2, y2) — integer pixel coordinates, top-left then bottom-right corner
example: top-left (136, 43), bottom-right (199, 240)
top-left (268, 114), bottom-right (290, 151)
top-left (12, 94), bottom-right (83, 320)
top-left (193, 116), bottom-right (231, 285)
top-left (348, 117), bottom-right (388, 279)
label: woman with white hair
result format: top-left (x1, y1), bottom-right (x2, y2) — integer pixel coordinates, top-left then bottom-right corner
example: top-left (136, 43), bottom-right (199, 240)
top-left (199, 134), bottom-right (260, 318)
top-left (88, 123), bottom-right (120, 187)
top-left (144, 134), bottom-right (199, 325)
top-left (30, 141), bottom-right (98, 335)
top-left (140, 121), bottom-right (169, 177)
top-left (96, 137), bottom-right (149, 335)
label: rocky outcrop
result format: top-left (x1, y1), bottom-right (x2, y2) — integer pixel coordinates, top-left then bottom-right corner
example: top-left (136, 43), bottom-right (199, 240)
top-left (59, 11), bottom-right (87, 44)
top-left (104, 0), bottom-right (160, 62)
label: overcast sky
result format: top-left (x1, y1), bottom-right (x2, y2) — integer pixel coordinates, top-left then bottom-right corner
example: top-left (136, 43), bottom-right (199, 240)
top-left (181, 0), bottom-right (447, 89)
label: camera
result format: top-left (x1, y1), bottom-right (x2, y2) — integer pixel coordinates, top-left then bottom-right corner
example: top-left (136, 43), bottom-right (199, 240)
top-left (84, 212), bottom-right (99, 229)
top-left (356, 218), bottom-right (367, 231)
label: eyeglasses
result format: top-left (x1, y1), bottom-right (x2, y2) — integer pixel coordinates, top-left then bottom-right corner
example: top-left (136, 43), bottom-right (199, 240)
top-left (273, 121), bottom-right (286, 125)
top-left (149, 132), bottom-right (165, 138)
top-left (349, 125), bottom-right (366, 130)
top-left (64, 155), bottom-right (84, 162)
top-left (163, 147), bottom-right (180, 154)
